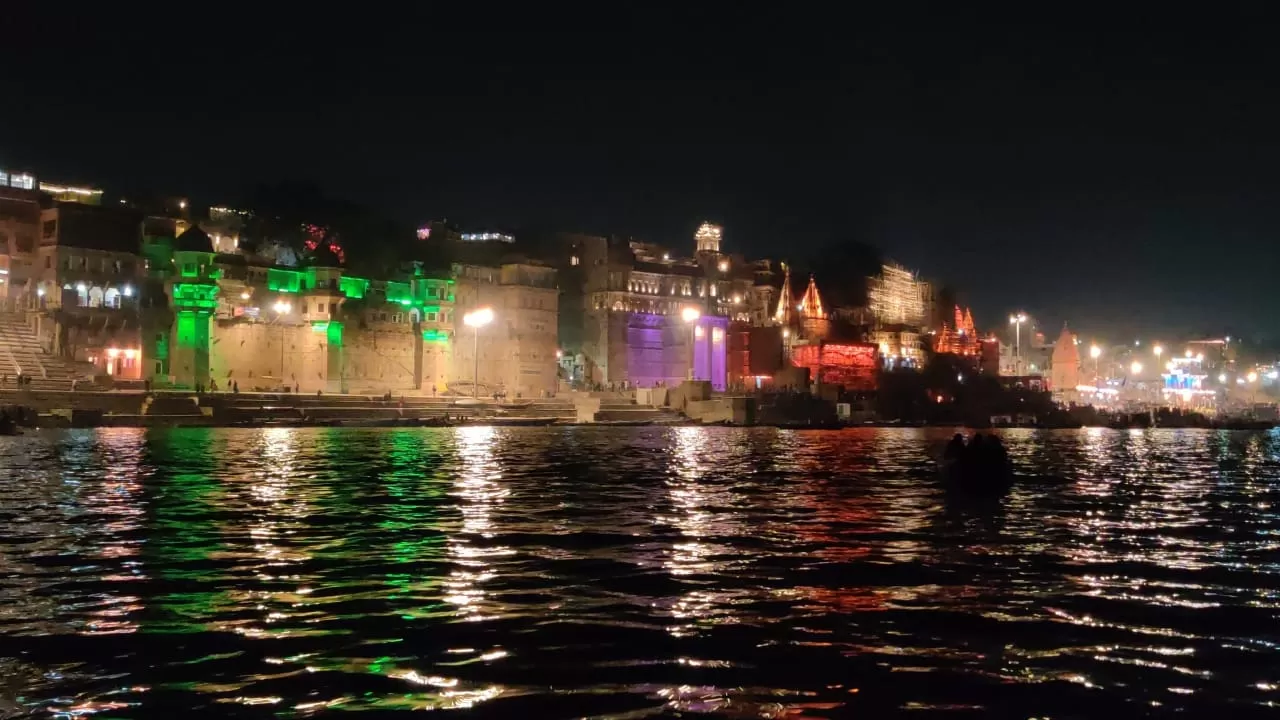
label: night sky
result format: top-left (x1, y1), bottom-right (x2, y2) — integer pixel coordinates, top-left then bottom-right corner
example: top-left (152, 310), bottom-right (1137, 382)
top-left (4, 9), bottom-right (1278, 343)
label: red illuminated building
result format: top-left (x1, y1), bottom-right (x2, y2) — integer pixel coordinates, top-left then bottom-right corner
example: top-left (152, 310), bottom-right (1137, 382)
top-left (791, 341), bottom-right (879, 391)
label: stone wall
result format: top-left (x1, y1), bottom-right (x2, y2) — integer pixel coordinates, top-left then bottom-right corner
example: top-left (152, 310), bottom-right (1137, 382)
top-left (208, 318), bottom-right (456, 395)
top-left (342, 326), bottom-right (419, 394)
top-left (210, 320), bottom-right (310, 390)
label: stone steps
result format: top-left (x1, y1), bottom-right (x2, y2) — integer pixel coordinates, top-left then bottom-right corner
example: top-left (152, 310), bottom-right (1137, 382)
top-left (0, 314), bottom-right (91, 384)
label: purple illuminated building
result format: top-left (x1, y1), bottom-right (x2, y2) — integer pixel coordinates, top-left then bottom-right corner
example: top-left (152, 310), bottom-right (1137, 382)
top-left (546, 225), bottom-right (779, 390)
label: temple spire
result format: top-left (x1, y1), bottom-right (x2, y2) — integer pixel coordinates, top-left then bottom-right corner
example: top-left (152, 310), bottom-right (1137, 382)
top-left (774, 263), bottom-right (794, 325)
top-left (799, 274), bottom-right (826, 319)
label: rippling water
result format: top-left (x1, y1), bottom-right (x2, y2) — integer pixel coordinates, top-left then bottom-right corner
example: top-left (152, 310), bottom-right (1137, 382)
top-left (1, 427), bottom-right (1279, 717)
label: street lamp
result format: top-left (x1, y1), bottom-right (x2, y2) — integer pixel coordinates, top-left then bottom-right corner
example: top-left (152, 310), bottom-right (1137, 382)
top-left (273, 301), bottom-right (291, 385)
top-left (1089, 344), bottom-right (1102, 381)
top-left (463, 307), bottom-right (494, 399)
top-left (682, 306), bottom-right (701, 381)
top-left (1008, 313), bottom-right (1027, 375)
top-left (782, 327), bottom-right (791, 359)
top-left (1130, 361), bottom-right (1142, 375)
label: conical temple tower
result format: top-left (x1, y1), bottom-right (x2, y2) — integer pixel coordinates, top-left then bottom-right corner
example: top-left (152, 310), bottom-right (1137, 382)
top-left (798, 274), bottom-right (830, 340)
top-left (798, 274), bottom-right (826, 320)
top-left (773, 264), bottom-right (795, 326)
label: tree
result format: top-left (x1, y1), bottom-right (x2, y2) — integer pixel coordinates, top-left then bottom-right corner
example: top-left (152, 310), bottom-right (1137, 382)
top-left (239, 182), bottom-right (412, 274)
top-left (790, 237), bottom-right (883, 309)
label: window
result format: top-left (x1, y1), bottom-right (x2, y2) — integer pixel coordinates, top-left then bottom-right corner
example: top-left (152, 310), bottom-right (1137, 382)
top-left (329, 303), bottom-right (337, 314)
top-left (426, 312), bottom-right (437, 322)
top-left (42, 220), bottom-right (56, 239)
top-left (570, 255), bottom-right (579, 266)
top-left (392, 313), bottom-right (402, 324)
top-left (44, 256), bottom-right (50, 269)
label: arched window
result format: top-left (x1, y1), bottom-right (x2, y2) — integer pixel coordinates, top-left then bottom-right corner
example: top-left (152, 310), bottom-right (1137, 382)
top-left (104, 287), bottom-right (121, 309)
top-left (88, 286), bottom-right (103, 307)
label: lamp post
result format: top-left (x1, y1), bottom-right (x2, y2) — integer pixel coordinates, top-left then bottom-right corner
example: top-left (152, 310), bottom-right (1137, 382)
top-left (1152, 345), bottom-right (1164, 406)
top-left (463, 307), bottom-right (494, 399)
top-left (1008, 313), bottom-right (1027, 375)
top-left (1089, 343), bottom-right (1101, 383)
top-left (682, 306), bottom-right (701, 381)
top-left (273, 300), bottom-right (291, 385)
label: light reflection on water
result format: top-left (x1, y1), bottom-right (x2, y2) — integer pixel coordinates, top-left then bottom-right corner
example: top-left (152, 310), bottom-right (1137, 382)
top-left (0, 426), bottom-right (1279, 717)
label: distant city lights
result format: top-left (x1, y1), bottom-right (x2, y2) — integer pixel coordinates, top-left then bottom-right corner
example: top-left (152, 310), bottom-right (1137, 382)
top-left (461, 232), bottom-right (514, 243)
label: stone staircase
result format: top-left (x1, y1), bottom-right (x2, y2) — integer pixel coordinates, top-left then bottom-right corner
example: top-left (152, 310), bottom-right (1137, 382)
top-left (593, 398), bottom-right (685, 424)
top-left (0, 313), bottom-right (94, 390)
top-left (204, 394), bottom-right (581, 424)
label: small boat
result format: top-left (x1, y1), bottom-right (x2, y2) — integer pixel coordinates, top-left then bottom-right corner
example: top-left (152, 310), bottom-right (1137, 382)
top-left (0, 413), bottom-right (23, 436)
top-left (941, 456), bottom-right (1013, 496)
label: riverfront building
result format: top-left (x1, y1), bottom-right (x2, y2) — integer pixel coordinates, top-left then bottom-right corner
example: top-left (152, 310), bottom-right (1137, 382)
top-left (0, 171), bottom-right (560, 394)
top-left (550, 223), bottom-right (779, 391)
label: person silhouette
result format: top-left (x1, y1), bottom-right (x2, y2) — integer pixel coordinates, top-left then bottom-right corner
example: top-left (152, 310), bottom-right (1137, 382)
top-left (944, 433), bottom-right (966, 462)
top-left (988, 435), bottom-right (1008, 465)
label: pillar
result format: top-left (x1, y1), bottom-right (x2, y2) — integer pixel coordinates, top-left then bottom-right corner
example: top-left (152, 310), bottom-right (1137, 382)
top-left (172, 310), bottom-right (211, 388)
top-left (325, 321), bottom-right (346, 393)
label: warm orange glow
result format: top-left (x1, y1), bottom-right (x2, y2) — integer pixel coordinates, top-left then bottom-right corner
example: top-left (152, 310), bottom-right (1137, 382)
top-left (798, 274), bottom-right (826, 319)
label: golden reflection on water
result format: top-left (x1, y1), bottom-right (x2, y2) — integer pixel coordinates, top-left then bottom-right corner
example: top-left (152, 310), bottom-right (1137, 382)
top-left (444, 425), bottom-right (514, 621)
top-left (660, 427), bottom-right (746, 638)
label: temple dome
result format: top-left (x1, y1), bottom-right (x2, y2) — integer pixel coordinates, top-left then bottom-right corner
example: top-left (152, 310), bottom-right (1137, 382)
top-left (174, 226), bottom-right (214, 253)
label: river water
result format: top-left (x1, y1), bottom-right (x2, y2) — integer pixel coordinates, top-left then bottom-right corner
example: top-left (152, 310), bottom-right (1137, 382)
top-left (0, 427), bottom-right (1278, 718)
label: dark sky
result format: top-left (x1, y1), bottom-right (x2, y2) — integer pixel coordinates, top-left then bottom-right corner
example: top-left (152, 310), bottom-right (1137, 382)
top-left (4, 8), bottom-right (1278, 343)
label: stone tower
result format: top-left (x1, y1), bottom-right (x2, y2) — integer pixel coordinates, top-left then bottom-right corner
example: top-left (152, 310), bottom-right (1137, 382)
top-left (694, 222), bottom-right (722, 254)
top-left (167, 226), bottom-right (219, 388)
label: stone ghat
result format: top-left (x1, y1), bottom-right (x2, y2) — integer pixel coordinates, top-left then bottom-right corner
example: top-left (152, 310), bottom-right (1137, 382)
top-left (0, 390), bottom-right (586, 427)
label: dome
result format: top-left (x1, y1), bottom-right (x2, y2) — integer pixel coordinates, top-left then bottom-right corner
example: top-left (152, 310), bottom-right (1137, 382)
top-left (174, 226), bottom-right (214, 253)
